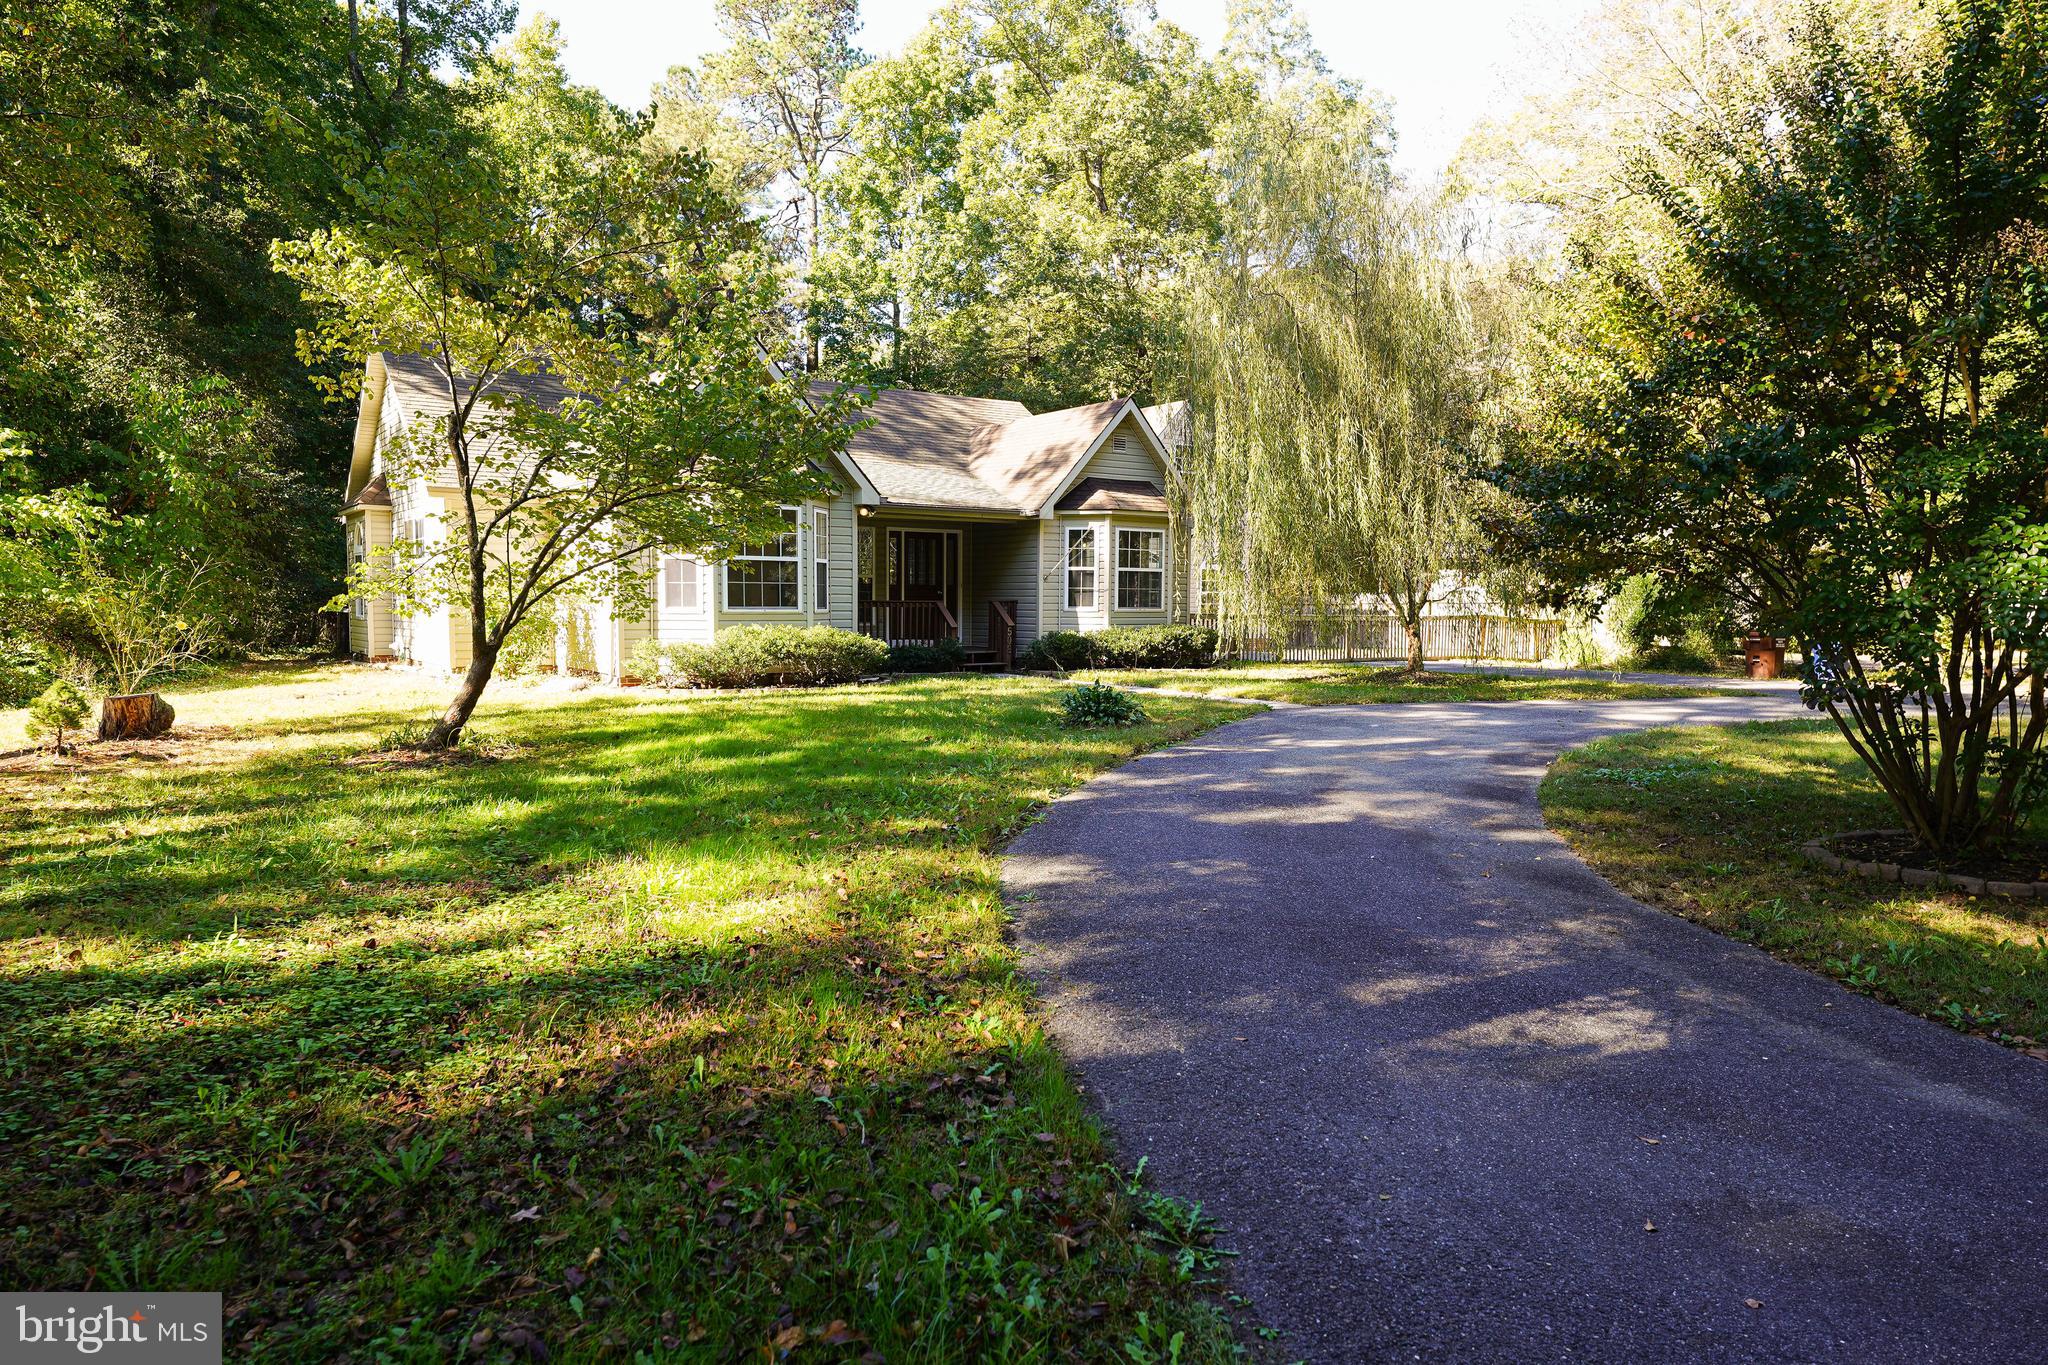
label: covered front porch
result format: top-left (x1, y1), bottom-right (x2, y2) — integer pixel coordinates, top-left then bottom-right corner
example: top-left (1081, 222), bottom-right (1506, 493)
top-left (854, 512), bottom-right (1038, 669)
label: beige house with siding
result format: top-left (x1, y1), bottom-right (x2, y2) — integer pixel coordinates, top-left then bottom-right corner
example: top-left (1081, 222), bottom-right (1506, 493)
top-left (339, 353), bottom-right (1186, 676)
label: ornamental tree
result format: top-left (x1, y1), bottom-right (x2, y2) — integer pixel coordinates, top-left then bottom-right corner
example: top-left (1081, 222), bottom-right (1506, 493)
top-left (275, 20), bottom-right (857, 748)
top-left (1490, 0), bottom-right (2048, 853)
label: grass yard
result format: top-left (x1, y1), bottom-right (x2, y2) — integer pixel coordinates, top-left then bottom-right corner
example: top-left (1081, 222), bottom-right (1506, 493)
top-left (0, 663), bottom-right (1251, 1361)
top-left (1079, 663), bottom-right (1727, 706)
top-left (1543, 719), bottom-right (2048, 1049)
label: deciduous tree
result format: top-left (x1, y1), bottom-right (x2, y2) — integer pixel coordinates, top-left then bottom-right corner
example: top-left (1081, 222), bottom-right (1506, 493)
top-left (277, 21), bottom-right (856, 748)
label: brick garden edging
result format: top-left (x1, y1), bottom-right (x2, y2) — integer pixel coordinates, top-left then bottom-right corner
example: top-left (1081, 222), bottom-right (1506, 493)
top-left (1801, 829), bottom-right (2048, 899)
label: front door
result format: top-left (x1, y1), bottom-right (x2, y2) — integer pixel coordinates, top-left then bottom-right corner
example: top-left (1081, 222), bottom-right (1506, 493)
top-left (892, 529), bottom-right (959, 619)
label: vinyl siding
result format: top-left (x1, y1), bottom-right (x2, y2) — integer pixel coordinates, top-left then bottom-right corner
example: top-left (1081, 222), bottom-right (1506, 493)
top-left (975, 519), bottom-right (1039, 648)
top-left (348, 507), bottom-right (397, 657)
top-left (1047, 517), bottom-right (1110, 633)
top-left (1073, 415), bottom-right (1164, 487)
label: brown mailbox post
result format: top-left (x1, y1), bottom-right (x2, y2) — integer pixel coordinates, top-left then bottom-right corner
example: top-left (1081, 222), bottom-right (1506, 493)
top-left (1742, 632), bottom-right (1786, 680)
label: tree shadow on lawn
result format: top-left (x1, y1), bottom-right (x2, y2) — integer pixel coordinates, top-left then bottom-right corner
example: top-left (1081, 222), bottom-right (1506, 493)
top-left (0, 681), bottom-right (1144, 946)
top-left (0, 679), bottom-right (1243, 1361)
top-left (2, 898), bottom-right (1223, 1361)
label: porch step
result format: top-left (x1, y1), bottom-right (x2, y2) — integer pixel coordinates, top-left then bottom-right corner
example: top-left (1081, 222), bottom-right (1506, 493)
top-left (961, 650), bottom-right (1008, 672)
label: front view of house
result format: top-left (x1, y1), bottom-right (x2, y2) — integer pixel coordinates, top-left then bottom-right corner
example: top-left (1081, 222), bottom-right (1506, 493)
top-left (339, 354), bottom-right (1188, 676)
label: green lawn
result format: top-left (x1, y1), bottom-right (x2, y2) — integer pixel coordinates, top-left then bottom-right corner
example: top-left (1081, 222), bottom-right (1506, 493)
top-left (1543, 719), bottom-right (2048, 1048)
top-left (1080, 663), bottom-right (1726, 705)
top-left (0, 664), bottom-right (1250, 1361)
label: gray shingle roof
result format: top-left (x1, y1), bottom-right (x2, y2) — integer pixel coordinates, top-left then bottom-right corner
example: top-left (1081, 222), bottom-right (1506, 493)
top-left (809, 384), bottom-right (1137, 513)
top-left (379, 352), bottom-right (572, 416)
top-left (360, 355), bottom-right (1164, 516)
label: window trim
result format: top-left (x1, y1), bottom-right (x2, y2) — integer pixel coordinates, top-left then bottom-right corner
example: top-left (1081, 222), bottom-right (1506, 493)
top-left (1064, 524), bottom-right (1098, 611)
top-left (347, 522), bottom-right (368, 619)
top-left (723, 506), bottom-right (803, 612)
top-left (813, 508), bottom-right (830, 613)
top-left (662, 555), bottom-right (699, 611)
top-left (1114, 525), bottom-right (1166, 612)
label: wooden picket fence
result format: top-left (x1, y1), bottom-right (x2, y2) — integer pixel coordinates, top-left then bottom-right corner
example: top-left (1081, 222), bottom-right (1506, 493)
top-left (1193, 613), bottom-right (1563, 664)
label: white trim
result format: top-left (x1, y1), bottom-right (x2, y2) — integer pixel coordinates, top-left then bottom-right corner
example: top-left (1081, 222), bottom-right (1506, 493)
top-left (812, 508), bottom-right (830, 612)
top-left (1063, 523), bottom-right (1099, 610)
top-left (662, 555), bottom-right (699, 610)
top-left (723, 506), bottom-right (803, 612)
top-left (1113, 525), bottom-right (1166, 611)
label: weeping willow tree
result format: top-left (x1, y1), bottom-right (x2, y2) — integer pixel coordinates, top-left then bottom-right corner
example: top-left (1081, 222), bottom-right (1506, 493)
top-left (1174, 81), bottom-right (1493, 670)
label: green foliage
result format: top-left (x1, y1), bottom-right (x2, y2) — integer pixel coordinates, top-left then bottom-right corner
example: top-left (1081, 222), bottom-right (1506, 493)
top-left (0, 666), bottom-right (1241, 1357)
top-left (1019, 630), bottom-right (1094, 671)
top-left (1494, 1), bottom-right (2048, 852)
top-left (1545, 719), bottom-right (2048, 1043)
top-left (882, 637), bottom-right (967, 673)
top-left (1088, 626), bottom-right (1218, 669)
top-left (1059, 682), bottom-right (1147, 728)
top-left (1172, 60), bottom-right (1493, 642)
top-left (625, 638), bottom-right (683, 689)
top-left (672, 625), bottom-right (888, 688)
top-left (1077, 663), bottom-right (1724, 705)
top-left (0, 645), bottom-right (50, 708)
top-left (1022, 625), bottom-right (1218, 671)
top-left (373, 720), bottom-right (494, 753)
top-left (1604, 576), bottom-right (1731, 672)
top-left (802, 0), bottom-right (1252, 406)
top-left (278, 18), bottom-right (859, 746)
top-left (0, 0), bottom-right (512, 660)
top-left (1547, 613), bottom-right (1617, 671)
top-left (24, 680), bottom-right (91, 751)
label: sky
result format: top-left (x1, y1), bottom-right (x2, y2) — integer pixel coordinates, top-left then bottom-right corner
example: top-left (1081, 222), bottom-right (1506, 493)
top-left (513, 0), bottom-right (1602, 182)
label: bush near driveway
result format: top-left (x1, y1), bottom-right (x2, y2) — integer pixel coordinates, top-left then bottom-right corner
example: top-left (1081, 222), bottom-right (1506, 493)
top-left (1020, 624), bottom-right (1219, 671)
top-left (0, 667), bottom-right (1244, 1360)
top-left (1543, 719), bottom-right (2048, 1047)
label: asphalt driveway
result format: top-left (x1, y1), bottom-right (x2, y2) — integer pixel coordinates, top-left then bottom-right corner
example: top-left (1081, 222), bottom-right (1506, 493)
top-left (1004, 696), bottom-right (2048, 1362)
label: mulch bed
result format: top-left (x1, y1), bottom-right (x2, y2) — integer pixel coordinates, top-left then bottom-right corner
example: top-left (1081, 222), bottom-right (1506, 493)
top-left (1831, 830), bottom-right (2048, 884)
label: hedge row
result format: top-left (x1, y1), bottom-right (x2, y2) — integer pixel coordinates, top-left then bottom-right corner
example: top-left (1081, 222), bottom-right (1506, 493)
top-left (627, 626), bottom-right (977, 690)
top-left (1018, 624), bottom-right (1219, 671)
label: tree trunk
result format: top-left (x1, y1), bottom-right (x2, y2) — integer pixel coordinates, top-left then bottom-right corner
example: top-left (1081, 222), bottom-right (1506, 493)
top-left (99, 693), bottom-right (175, 740)
top-left (421, 645), bottom-right (499, 749)
top-left (1404, 621), bottom-right (1424, 673)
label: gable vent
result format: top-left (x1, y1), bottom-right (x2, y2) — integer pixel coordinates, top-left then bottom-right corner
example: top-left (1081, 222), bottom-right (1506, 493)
top-left (1113, 435), bottom-right (1130, 455)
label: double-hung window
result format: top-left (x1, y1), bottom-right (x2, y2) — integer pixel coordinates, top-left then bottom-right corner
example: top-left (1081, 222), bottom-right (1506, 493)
top-left (662, 556), bottom-right (699, 610)
top-left (1115, 528), bottom-right (1165, 610)
top-left (1065, 526), bottom-right (1097, 609)
top-left (347, 524), bottom-right (367, 619)
top-left (725, 507), bottom-right (801, 610)
top-left (813, 509), bottom-right (830, 611)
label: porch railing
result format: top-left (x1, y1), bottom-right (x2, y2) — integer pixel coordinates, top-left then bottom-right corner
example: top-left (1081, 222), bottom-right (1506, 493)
top-left (989, 599), bottom-right (1018, 668)
top-left (861, 598), bottom-right (959, 645)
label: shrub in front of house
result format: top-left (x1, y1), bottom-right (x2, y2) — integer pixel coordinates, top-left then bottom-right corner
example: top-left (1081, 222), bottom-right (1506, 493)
top-left (671, 626), bottom-right (888, 689)
top-left (1020, 624), bottom-right (1219, 671)
top-left (882, 638), bottom-right (967, 673)
top-left (1087, 624), bottom-right (1218, 668)
top-left (1018, 630), bottom-right (1093, 671)
top-left (1058, 682), bottom-right (1147, 728)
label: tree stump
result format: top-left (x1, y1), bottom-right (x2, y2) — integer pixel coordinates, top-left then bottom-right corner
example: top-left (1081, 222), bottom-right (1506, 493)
top-left (99, 693), bottom-right (175, 740)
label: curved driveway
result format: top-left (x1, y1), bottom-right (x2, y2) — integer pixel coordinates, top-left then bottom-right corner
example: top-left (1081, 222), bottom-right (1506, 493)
top-left (1005, 696), bottom-right (2048, 1362)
